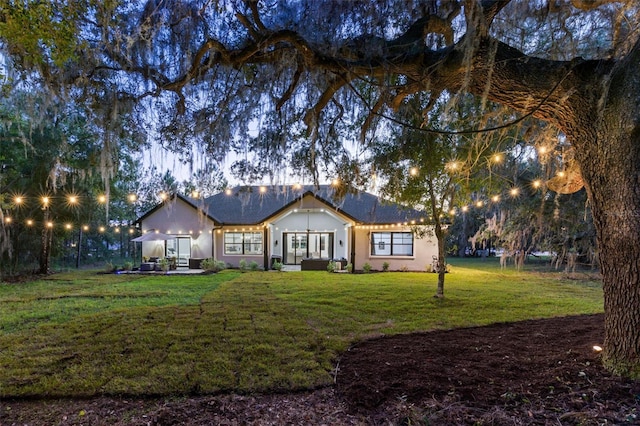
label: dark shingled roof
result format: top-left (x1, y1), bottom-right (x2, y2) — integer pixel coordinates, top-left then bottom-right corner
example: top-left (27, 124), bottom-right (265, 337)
top-left (202, 185), bottom-right (424, 225)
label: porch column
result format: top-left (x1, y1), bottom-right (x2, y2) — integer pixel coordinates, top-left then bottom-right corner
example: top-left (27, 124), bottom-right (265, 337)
top-left (350, 225), bottom-right (356, 272)
top-left (263, 225), bottom-right (269, 270)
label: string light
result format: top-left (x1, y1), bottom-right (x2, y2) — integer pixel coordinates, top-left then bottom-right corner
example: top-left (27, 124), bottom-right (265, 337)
top-left (409, 167), bottom-right (419, 176)
top-left (532, 179), bottom-right (542, 189)
top-left (446, 161), bottom-right (462, 172)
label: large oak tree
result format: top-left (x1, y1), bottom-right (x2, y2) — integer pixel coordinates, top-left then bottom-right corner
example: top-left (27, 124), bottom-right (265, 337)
top-left (2, 0), bottom-right (639, 376)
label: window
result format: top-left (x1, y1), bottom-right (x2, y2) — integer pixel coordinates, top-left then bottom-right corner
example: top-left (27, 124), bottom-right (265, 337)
top-left (224, 232), bottom-right (263, 255)
top-left (371, 232), bottom-right (413, 256)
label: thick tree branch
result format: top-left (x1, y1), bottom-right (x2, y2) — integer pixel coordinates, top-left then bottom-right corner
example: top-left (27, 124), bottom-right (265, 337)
top-left (276, 60), bottom-right (303, 111)
top-left (153, 1), bottom-right (614, 137)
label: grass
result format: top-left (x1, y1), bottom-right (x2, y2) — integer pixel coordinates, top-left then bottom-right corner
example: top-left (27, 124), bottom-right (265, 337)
top-left (0, 259), bottom-right (603, 398)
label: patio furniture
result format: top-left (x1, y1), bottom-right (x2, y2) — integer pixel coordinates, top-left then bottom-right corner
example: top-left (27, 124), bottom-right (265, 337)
top-left (189, 258), bottom-right (205, 269)
top-left (300, 258), bottom-right (330, 271)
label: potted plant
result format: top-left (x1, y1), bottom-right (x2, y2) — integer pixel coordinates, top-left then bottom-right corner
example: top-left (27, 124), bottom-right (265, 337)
top-left (159, 258), bottom-right (169, 272)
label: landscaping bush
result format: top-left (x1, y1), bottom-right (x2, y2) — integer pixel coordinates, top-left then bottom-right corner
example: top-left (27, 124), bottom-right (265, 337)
top-left (327, 260), bottom-right (336, 273)
top-left (201, 258), bottom-right (226, 273)
top-left (362, 262), bottom-right (372, 273)
top-left (239, 259), bottom-right (248, 271)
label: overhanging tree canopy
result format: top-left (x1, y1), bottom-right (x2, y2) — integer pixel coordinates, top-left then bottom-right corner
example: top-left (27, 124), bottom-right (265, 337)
top-left (2, 0), bottom-right (640, 377)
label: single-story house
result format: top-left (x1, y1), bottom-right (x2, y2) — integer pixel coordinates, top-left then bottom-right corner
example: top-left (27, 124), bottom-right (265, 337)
top-left (136, 185), bottom-right (438, 271)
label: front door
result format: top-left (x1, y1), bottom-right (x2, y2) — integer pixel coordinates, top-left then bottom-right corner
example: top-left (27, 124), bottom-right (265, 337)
top-left (283, 232), bottom-right (333, 264)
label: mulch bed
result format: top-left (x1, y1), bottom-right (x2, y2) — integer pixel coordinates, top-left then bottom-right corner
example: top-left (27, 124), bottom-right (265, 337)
top-left (2, 314), bottom-right (639, 425)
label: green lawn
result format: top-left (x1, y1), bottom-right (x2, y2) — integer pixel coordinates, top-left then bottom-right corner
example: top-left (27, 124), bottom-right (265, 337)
top-left (0, 259), bottom-right (603, 398)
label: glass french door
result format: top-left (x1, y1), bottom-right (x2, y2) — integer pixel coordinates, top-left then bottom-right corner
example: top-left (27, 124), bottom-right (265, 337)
top-left (283, 232), bottom-right (333, 264)
top-left (166, 237), bottom-right (191, 267)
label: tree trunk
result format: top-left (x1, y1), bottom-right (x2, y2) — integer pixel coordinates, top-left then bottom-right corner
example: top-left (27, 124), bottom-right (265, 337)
top-left (579, 127), bottom-right (640, 378)
top-left (38, 210), bottom-right (51, 275)
top-left (434, 221), bottom-right (446, 298)
top-left (569, 49), bottom-right (640, 378)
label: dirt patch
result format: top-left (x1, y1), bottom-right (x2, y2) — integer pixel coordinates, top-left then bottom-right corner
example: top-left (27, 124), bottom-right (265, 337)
top-left (2, 314), bottom-right (639, 425)
top-left (337, 313), bottom-right (640, 425)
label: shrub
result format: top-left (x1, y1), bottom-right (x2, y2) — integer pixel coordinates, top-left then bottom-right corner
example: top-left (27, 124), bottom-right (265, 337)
top-left (238, 259), bottom-right (248, 271)
top-left (346, 263), bottom-right (353, 273)
top-left (327, 260), bottom-right (336, 273)
top-left (123, 261), bottom-right (133, 271)
top-left (272, 261), bottom-right (283, 271)
top-left (382, 262), bottom-right (390, 272)
top-left (201, 258), bottom-right (226, 272)
top-left (104, 261), bottom-right (116, 273)
top-left (363, 262), bottom-right (372, 273)
top-left (158, 258), bottom-right (170, 272)
top-left (249, 260), bottom-right (260, 271)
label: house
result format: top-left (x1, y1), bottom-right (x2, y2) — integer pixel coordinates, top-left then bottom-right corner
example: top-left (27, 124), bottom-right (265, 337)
top-left (136, 185), bottom-right (438, 271)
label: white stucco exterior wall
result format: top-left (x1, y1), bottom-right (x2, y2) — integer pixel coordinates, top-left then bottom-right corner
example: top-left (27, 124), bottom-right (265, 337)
top-left (139, 197), bottom-right (215, 261)
top-left (266, 194), bottom-right (353, 264)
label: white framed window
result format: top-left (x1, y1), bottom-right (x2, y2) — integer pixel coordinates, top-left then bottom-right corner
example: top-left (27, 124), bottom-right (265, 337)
top-left (224, 232), bottom-right (263, 255)
top-left (370, 232), bottom-right (413, 256)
